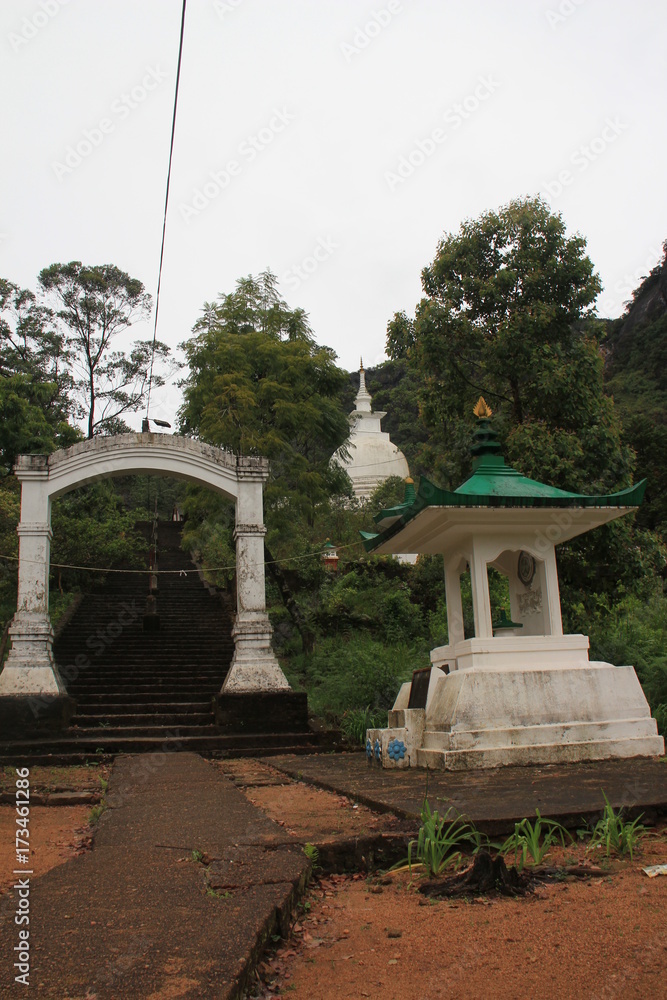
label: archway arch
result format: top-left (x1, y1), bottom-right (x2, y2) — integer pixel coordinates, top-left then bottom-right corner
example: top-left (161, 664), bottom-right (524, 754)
top-left (0, 433), bottom-right (290, 696)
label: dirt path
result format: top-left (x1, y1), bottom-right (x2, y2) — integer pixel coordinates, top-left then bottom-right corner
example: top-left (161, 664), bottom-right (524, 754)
top-left (225, 761), bottom-right (667, 1000)
top-left (1, 759), bottom-right (665, 999)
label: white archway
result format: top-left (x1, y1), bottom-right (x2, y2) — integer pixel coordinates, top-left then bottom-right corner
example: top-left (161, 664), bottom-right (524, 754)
top-left (0, 433), bottom-right (290, 696)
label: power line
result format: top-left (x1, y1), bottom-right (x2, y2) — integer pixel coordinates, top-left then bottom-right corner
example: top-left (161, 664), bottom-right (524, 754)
top-left (146, 0), bottom-right (188, 420)
top-left (0, 539), bottom-right (366, 576)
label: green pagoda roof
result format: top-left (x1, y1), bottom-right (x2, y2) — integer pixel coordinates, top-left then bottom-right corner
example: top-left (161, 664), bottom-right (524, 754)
top-left (361, 404), bottom-right (646, 553)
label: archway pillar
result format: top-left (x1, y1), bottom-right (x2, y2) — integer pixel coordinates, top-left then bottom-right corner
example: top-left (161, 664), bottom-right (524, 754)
top-left (222, 465), bottom-right (290, 693)
top-left (0, 458), bottom-right (64, 695)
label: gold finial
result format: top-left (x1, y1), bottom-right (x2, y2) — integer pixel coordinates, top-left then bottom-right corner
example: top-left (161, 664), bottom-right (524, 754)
top-left (360, 356), bottom-right (364, 372)
top-left (473, 396), bottom-right (493, 418)
top-left (405, 477), bottom-right (414, 484)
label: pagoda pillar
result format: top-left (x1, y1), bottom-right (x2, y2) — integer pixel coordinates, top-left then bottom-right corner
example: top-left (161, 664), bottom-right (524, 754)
top-left (222, 463), bottom-right (290, 693)
top-left (444, 560), bottom-right (465, 647)
top-left (0, 459), bottom-right (64, 695)
top-left (470, 542), bottom-right (493, 640)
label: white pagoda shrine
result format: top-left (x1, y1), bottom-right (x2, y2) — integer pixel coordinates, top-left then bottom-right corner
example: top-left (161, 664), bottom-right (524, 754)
top-left (334, 361), bottom-right (409, 501)
top-left (364, 399), bottom-right (664, 770)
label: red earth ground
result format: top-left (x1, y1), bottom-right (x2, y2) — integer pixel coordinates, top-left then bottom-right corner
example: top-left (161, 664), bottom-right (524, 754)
top-left (0, 761), bottom-right (665, 1000)
top-left (227, 761), bottom-right (667, 1000)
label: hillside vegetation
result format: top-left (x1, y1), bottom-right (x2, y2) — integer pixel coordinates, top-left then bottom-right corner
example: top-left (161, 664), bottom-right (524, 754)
top-left (1, 205), bottom-right (665, 738)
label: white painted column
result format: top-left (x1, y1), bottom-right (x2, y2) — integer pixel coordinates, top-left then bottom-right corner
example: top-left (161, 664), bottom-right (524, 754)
top-left (542, 546), bottom-right (564, 636)
top-left (444, 561), bottom-right (465, 647)
top-left (222, 461), bottom-right (290, 693)
top-left (0, 457), bottom-right (64, 695)
top-left (470, 541), bottom-right (493, 640)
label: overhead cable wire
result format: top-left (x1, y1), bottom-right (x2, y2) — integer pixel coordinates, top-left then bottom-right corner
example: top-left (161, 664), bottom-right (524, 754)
top-left (146, 0), bottom-right (188, 420)
top-left (0, 539), bottom-right (367, 575)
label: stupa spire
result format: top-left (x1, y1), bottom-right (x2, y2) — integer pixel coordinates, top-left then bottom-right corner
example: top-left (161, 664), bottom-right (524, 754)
top-left (355, 357), bottom-right (372, 412)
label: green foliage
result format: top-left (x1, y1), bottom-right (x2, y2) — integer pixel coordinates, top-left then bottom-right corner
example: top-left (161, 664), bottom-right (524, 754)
top-left (406, 800), bottom-right (479, 876)
top-left (586, 793), bottom-right (646, 860)
top-left (0, 277), bottom-right (80, 470)
top-left (294, 633), bottom-right (419, 719)
top-left (383, 198), bottom-right (659, 616)
top-left (0, 479), bottom-right (20, 631)
top-left (303, 843), bottom-right (320, 870)
top-left (38, 261), bottom-right (167, 438)
top-left (339, 706), bottom-right (388, 746)
top-left (566, 582), bottom-right (667, 732)
top-left (50, 482), bottom-right (145, 590)
top-left (179, 270), bottom-right (350, 527)
top-left (603, 245), bottom-right (667, 536)
top-left (388, 197), bottom-right (622, 490)
top-left (500, 810), bottom-right (572, 869)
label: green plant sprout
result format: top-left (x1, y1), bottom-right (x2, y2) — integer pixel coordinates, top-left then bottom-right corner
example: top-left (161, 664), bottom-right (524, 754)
top-left (397, 799), bottom-right (480, 876)
top-left (303, 843), bottom-right (320, 870)
top-left (586, 793), bottom-right (646, 860)
top-left (500, 809), bottom-right (572, 869)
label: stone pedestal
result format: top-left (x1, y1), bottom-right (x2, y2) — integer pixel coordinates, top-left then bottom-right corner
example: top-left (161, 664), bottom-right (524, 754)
top-left (0, 462), bottom-right (65, 697)
top-left (368, 652), bottom-right (664, 770)
top-left (221, 473), bottom-right (291, 693)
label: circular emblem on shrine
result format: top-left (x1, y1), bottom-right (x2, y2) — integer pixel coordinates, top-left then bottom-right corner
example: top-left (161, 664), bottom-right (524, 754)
top-left (517, 551), bottom-right (536, 586)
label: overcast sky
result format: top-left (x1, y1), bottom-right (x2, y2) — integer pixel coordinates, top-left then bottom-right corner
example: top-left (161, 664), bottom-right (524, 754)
top-left (2, 0), bottom-right (665, 428)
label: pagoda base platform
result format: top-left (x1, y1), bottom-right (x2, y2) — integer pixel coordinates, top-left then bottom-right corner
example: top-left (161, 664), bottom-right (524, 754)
top-left (367, 663), bottom-right (664, 771)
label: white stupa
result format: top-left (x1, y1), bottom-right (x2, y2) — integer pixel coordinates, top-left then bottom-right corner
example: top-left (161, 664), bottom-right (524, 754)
top-left (335, 361), bottom-right (409, 501)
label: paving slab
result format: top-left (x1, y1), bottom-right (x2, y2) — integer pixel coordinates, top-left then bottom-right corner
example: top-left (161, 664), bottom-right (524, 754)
top-left (0, 753), bottom-right (308, 999)
top-left (266, 753), bottom-right (667, 832)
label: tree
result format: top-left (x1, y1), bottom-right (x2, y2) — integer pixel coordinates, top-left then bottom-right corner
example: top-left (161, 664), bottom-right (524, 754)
top-left (179, 270), bottom-right (351, 651)
top-left (0, 278), bottom-right (79, 471)
top-left (38, 262), bottom-right (170, 438)
top-left (384, 198), bottom-right (663, 615)
top-left (388, 197), bottom-right (633, 493)
top-left (180, 270), bottom-right (350, 526)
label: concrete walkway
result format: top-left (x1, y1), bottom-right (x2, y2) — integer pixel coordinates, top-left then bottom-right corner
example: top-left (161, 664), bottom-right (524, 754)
top-left (0, 753), bottom-right (308, 999)
top-left (267, 753), bottom-right (667, 833)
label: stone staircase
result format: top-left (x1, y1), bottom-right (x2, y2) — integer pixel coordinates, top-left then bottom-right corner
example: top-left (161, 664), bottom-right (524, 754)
top-left (0, 520), bottom-right (336, 764)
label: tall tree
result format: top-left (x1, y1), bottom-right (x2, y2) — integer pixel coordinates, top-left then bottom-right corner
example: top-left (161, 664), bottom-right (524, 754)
top-left (180, 270), bottom-right (350, 523)
top-left (179, 271), bottom-right (351, 651)
top-left (388, 197), bottom-right (633, 493)
top-left (38, 262), bottom-right (170, 438)
top-left (0, 278), bottom-right (78, 470)
top-left (385, 198), bottom-right (663, 614)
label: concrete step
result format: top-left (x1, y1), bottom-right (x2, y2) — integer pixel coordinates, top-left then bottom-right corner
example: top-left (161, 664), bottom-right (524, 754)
top-left (75, 701), bottom-right (212, 714)
top-left (0, 731), bottom-right (324, 757)
top-left (72, 713), bottom-right (215, 727)
top-left (422, 730), bottom-right (452, 751)
top-left (73, 692), bottom-right (217, 704)
top-left (68, 723), bottom-right (219, 738)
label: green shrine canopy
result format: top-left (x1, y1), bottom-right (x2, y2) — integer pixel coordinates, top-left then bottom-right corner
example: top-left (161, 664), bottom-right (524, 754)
top-left (361, 399), bottom-right (646, 554)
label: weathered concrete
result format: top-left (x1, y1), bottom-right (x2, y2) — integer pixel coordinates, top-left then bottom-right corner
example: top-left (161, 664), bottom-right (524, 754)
top-left (267, 752), bottom-right (667, 833)
top-left (0, 434), bottom-right (289, 697)
top-left (0, 753), bottom-right (309, 999)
